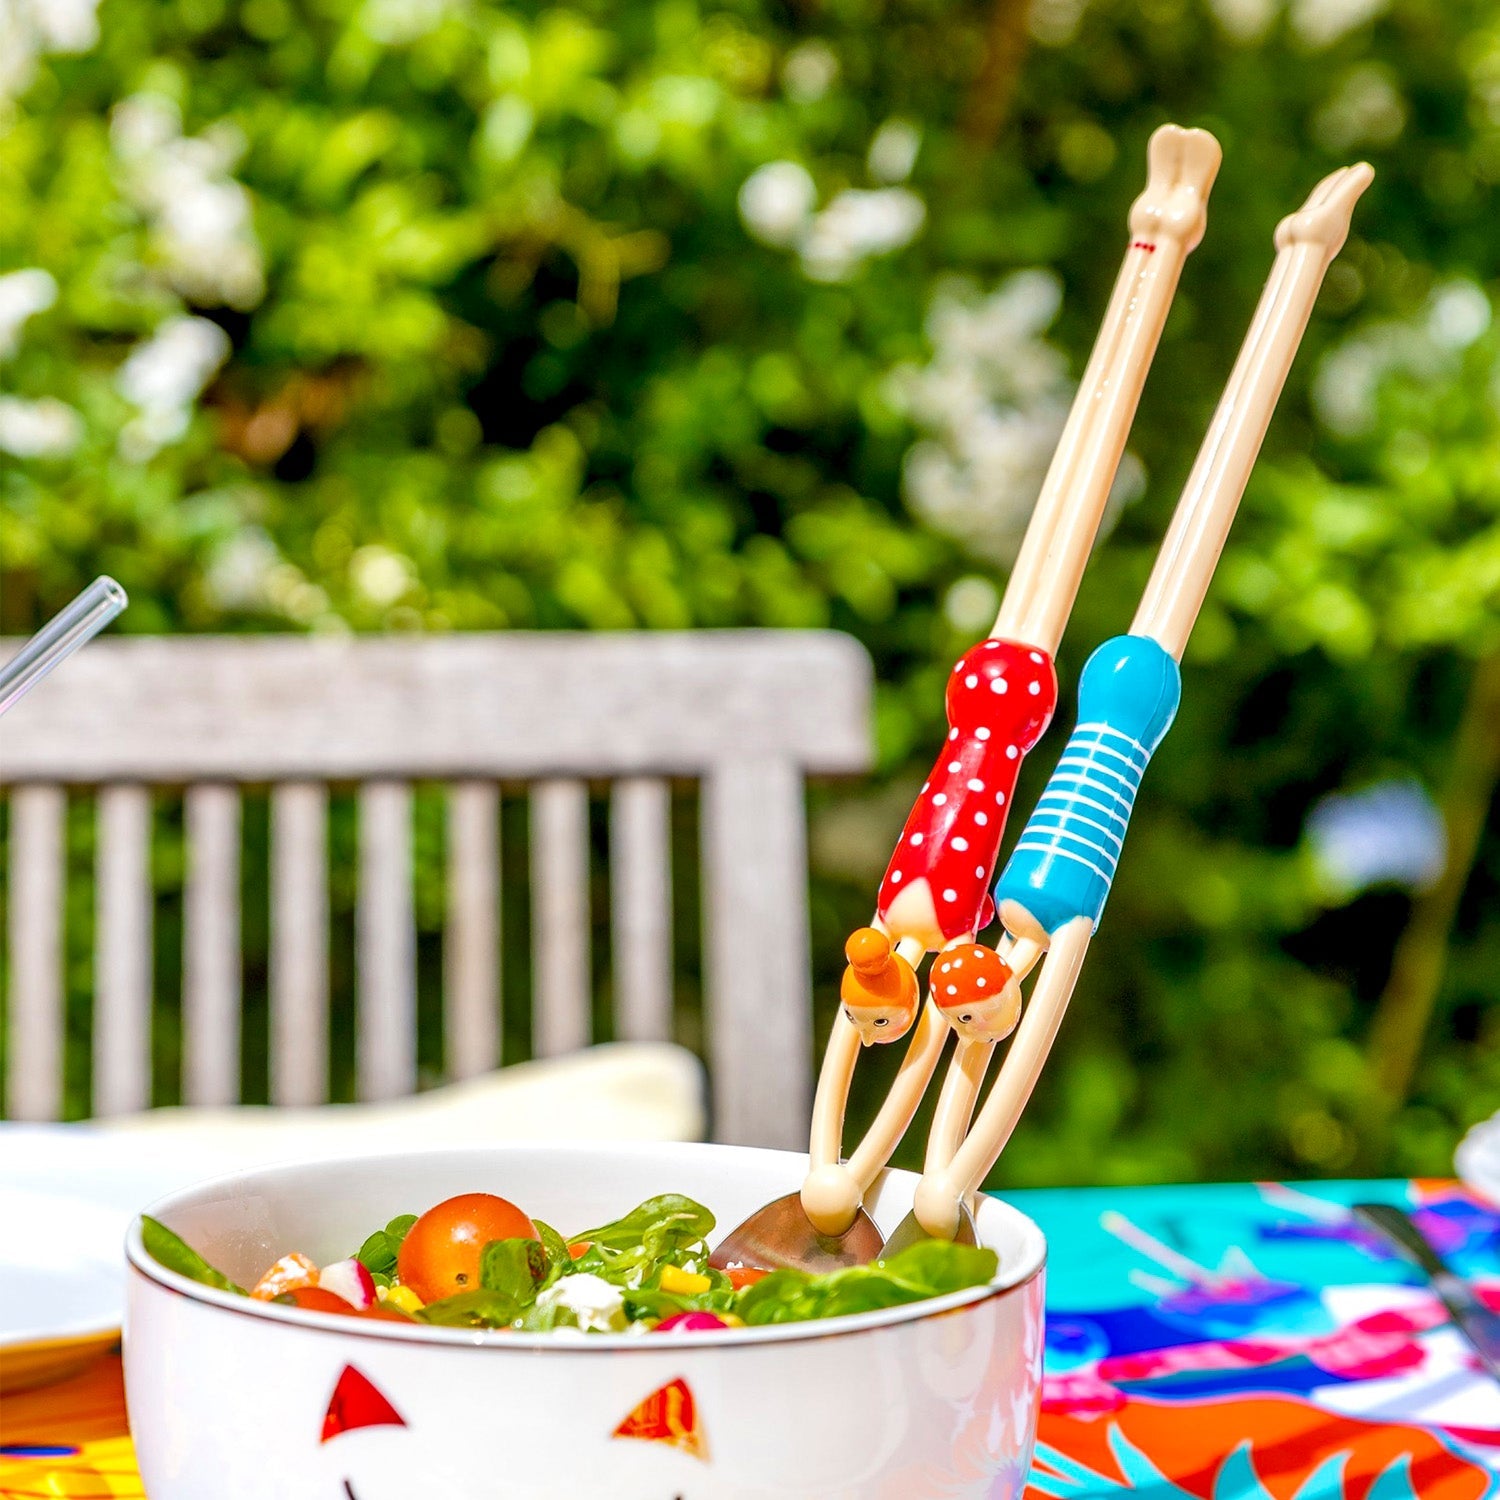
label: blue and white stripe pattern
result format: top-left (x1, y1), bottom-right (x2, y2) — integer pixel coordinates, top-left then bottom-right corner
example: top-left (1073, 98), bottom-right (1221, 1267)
top-left (994, 635), bottom-right (1181, 935)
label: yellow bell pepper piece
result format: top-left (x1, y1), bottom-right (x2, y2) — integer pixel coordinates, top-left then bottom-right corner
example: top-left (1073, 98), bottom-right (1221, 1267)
top-left (383, 1284), bottom-right (425, 1313)
top-left (659, 1265), bottom-right (711, 1296)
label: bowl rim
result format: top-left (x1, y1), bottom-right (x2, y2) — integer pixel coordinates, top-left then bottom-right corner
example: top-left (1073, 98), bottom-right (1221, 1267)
top-left (125, 1142), bottom-right (1047, 1352)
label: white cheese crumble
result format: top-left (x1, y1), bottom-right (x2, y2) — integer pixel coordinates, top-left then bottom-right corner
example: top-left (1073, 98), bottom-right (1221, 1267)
top-left (535, 1274), bottom-right (627, 1332)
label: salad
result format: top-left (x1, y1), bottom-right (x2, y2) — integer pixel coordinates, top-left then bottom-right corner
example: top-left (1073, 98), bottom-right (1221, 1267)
top-left (141, 1191), bottom-right (997, 1335)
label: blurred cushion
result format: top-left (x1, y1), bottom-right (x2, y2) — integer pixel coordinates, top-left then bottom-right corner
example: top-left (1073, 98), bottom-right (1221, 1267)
top-left (95, 1042), bottom-right (705, 1162)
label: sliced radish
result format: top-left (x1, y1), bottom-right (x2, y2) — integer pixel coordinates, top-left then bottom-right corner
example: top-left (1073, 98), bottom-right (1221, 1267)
top-left (318, 1258), bottom-right (376, 1310)
top-left (654, 1311), bottom-right (729, 1333)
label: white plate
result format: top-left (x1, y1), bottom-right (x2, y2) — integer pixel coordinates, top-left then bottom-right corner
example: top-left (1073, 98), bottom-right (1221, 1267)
top-left (0, 1125), bottom-right (233, 1390)
top-left (1456, 1110), bottom-right (1500, 1204)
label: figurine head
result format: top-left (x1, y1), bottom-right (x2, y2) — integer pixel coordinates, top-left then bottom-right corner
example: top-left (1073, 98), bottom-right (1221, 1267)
top-left (840, 927), bottom-right (919, 1045)
top-left (931, 943), bottom-right (1021, 1042)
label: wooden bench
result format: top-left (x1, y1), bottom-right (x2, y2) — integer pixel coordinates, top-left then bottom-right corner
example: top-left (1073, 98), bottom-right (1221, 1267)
top-left (0, 631), bottom-right (873, 1147)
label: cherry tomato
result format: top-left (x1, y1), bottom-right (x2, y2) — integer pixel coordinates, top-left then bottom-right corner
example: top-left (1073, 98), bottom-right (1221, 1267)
top-left (396, 1192), bottom-right (537, 1304)
top-left (567, 1242), bottom-right (591, 1260)
top-left (727, 1267), bottom-right (770, 1290)
top-left (357, 1303), bottom-right (417, 1323)
top-left (284, 1286), bottom-right (358, 1315)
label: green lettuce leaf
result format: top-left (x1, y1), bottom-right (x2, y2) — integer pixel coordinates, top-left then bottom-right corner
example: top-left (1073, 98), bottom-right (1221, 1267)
top-left (354, 1213), bottom-right (417, 1279)
top-left (574, 1194), bottom-right (714, 1257)
top-left (568, 1193), bottom-right (718, 1290)
top-left (480, 1237), bottom-right (551, 1305)
top-left (417, 1288), bottom-right (521, 1329)
top-left (622, 1284), bottom-right (735, 1322)
top-left (140, 1215), bottom-right (243, 1295)
top-left (734, 1241), bottom-right (997, 1326)
top-left (531, 1218), bottom-right (572, 1272)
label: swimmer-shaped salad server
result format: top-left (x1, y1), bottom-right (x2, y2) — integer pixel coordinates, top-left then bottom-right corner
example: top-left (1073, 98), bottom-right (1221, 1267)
top-left (711, 125), bottom-right (1222, 1274)
top-left (885, 161), bottom-right (1375, 1252)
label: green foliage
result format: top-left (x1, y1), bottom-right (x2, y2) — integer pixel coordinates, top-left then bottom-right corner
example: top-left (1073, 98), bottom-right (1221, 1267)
top-left (354, 1212), bottom-right (418, 1279)
top-left (478, 1235), bottom-right (552, 1300)
top-left (734, 1240), bottom-right (998, 1325)
top-left (140, 1214), bottom-right (243, 1293)
top-left (2, 0), bottom-right (1496, 1180)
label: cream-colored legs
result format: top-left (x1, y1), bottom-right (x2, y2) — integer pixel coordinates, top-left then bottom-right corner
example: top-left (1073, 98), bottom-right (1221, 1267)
top-left (912, 917), bottom-right (1093, 1239)
top-left (802, 935), bottom-right (949, 1235)
top-left (1131, 163), bottom-right (1373, 658)
top-left (995, 124), bottom-right (1221, 652)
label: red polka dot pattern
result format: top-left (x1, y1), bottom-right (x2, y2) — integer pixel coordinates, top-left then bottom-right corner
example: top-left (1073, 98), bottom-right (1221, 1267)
top-left (877, 639), bottom-right (1057, 945)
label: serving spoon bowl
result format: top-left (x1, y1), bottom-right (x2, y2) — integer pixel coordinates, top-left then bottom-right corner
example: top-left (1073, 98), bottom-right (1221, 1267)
top-left (707, 1191), bottom-right (883, 1275)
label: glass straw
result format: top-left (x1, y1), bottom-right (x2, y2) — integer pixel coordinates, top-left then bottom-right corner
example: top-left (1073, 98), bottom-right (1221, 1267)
top-left (0, 576), bottom-right (128, 716)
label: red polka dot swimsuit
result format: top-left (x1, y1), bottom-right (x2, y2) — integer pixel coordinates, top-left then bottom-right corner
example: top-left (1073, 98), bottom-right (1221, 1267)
top-left (877, 639), bottom-right (1058, 948)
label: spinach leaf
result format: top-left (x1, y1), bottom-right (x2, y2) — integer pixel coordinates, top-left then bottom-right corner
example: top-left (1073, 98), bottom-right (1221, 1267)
top-left (573, 1194), bottom-right (714, 1255)
top-left (871, 1240), bottom-right (999, 1297)
top-left (417, 1289), bottom-right (521, 1329)
top-left (623, 1284), bottom-right (735, 1322)
top-left (567, 1194), bottom-right (717, 1291)
top-left (479, 1237), bottom-right (550, 1305)
top-left (140, 1215), bottom-right (244, 1295)
top-left (531, 1218), bottom-right (573, 1276)
top-left (735, 1241), bottom-right (997, 1326)
top-left (354, 1213), bottom-right (417, 1279)
top-left (515, 1293), bottom-right (573, 1332)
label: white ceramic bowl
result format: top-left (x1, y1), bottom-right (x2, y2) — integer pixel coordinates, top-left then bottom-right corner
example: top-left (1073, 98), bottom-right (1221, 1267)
top-left (124, 1142), bottom-right (1046, 1499)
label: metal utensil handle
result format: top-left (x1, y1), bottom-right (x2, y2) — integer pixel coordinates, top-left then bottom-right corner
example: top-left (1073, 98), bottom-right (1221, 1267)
top-left (1354, 1202), bottom-right (1500, 1381)
top-left (0, 576), bottom-right (128, 716)
top-left (1353, 1203), bottom-right (1450, 1276)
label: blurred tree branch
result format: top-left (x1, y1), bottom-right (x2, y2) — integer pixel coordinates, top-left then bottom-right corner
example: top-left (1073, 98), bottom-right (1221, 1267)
top-left (961, 0), bottom-right (1031, 148)
top-left (1367, 648), bottom-right (1500, 1111)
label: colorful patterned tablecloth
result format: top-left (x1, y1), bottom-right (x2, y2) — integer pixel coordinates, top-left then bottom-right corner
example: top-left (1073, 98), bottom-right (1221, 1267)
top-left (3, 1179), bottom-right (1498, 1498)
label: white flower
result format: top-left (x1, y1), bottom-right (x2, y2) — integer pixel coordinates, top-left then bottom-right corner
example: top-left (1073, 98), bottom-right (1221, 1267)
top-left (738, 162), bottom-right (817, 248)
top-left (350, 545), bottom-right (416, 607)
top-left (0, 268), bottom-right (57, 359)
top-left (111, 94), bottom-right (264, 309)
top-left (0, 395), bottom-right (83, 457)
top-left (205, 527), bottom-right (280, 610)
top-left (118, 316), bottom-right (229, 412)
top-left (1207, 0), bottom-right (1278, 43)
top-left (868, 119), bottom-right (921, 184)
top-left (891, 270), bottom-right (1143, 564)
top-left (28, 0), bottom-right (99, 51)
top-left (943, 576), bottom-right (1001, 634)
top-left (1312, 64), bottom-right (1406, 151)
top-left (781, 40), bottom-right (838, 102)
top-left (0, 0), bottom-right (101, 103)
top-left (1289, 0), bottom-right (1387, 49)
top-left (800, 188), bottom-right (925, 282)
top-left (360, 0), bottom-right (464, 45)
top-left (116, 316), bottom-right (230, 461)
top-left (109, 91), bottom-right (179, 157)
top-left (1312, 288), bottom-right (1489, 436)
top-left (1307, 779), bottom-right (1445, 895)
top-left (1027, 0), bottom-right (1089, 46)
top-left (1427, 280), bottom-right (1492, 350)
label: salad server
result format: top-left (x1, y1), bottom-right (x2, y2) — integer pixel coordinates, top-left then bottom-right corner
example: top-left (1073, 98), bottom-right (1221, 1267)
top-left (886, 160), bottom-right (1374, 1253)
top-left (713, 124), bottom-right (1222, 1274)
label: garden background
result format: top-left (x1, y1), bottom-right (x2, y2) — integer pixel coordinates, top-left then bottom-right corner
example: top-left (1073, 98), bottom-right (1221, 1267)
top-left (1, 0), bottom-right (1496, 1184)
